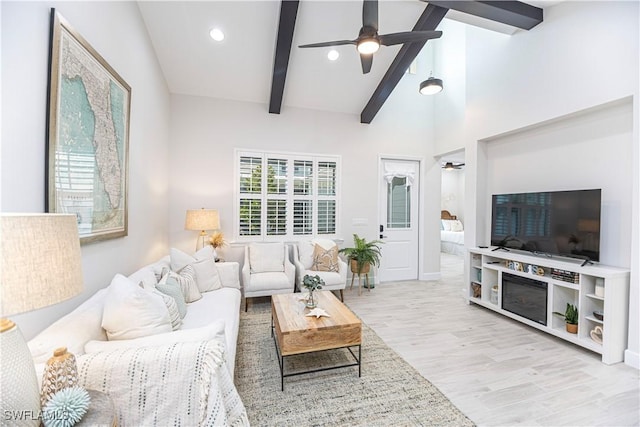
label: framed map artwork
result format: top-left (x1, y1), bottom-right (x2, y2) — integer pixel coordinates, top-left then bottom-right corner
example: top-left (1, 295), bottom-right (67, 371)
top-left (46, 9), bottom-right (131, 244)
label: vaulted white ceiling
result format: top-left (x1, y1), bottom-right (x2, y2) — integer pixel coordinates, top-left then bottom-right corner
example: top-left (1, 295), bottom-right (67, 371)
top-left (137, 1), bottom-right (560, 115)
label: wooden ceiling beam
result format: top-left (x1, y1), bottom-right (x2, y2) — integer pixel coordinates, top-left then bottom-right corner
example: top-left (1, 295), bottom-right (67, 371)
top-left (360, 4), bottom-right (448, 124)
top-left (427, 1), bottom-right (543, 30)
top-left (269, 0), bottom-right (299, 114)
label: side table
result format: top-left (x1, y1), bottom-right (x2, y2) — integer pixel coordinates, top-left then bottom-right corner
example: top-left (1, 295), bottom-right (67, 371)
top-left (76, 390), bottom-right (117, 426)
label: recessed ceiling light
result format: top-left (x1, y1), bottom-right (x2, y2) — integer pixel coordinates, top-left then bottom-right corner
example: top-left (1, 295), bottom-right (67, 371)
top-left (209, 28), bottom-right (224, 42)
top-left (327, 50), bottom-right (339, 61)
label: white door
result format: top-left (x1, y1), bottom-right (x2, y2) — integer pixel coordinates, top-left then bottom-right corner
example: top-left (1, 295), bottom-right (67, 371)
top-left (378, 159), bottom-right (420, 282)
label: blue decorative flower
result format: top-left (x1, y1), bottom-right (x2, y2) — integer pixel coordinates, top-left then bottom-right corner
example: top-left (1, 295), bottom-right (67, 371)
top-left (42, 386), bottom-right (91, 427)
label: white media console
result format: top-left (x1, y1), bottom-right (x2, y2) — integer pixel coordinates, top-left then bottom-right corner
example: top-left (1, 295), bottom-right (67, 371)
top-left (467, 247), bottom-right (630, 364)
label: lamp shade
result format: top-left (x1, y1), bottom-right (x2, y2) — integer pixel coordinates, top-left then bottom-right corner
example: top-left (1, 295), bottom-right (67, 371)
top-left (419, 77), bottom-right (443, 95)
top-left (1, 213), bottom-right (84, 426)
top-left (1, 214), bottom-right (84, 317)
top-left (185, 209), bottom-right (220, 231)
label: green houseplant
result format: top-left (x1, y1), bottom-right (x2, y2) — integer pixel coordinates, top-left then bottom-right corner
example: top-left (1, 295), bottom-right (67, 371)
top-left (554, 303), bottom-right (579, 334)
top-left (302, 274), bottom-right (324, 308)
top-left (339, 234), bottom-right (383, 288)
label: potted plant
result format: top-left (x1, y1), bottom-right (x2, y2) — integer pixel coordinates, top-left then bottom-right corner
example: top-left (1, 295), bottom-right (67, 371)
top-left (302, 274), bottom-right (324, 308)
top-left (339, 234), bottom-right (383, 289)
top-left (554, 303), bottom-right (579, 334)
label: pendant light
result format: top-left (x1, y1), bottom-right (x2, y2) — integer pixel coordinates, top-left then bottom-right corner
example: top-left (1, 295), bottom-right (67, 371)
top-left (419, 72), bottom-right (443, 95)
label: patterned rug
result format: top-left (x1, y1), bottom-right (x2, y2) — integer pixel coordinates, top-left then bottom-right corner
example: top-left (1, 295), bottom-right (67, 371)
top-left (234, 300), bottom-right (474, 426)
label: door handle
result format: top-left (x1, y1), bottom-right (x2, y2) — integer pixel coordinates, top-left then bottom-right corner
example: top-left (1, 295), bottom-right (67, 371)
top-left (380, 234), bottom-right (388, 239)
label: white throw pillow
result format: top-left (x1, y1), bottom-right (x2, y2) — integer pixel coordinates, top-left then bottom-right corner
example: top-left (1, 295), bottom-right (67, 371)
top-left (442, 220), bottom-right (453, 231)
top-left (128, 267), bottom-right (158, 290)
top-left (84, 320), bottom-right (226, 353)
top-left (297, 241), bottom-right (315, 270)
top-left (170, 247), bottom-right (222, 292)
top-left (450, 219), bottom-right (464, 232)
top-left (102, 274), bottom-right (172, 341)
top-left (168, 265), bottom-right (202, 303)
top-left (152, 289), bottom-right (182, 331)
top-left (249, 242), bottom-right (285, 273)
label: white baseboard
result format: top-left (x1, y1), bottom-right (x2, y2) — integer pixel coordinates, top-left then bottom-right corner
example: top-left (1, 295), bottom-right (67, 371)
top-left (624, 349), bottom-right (640, 369)
top-left (422, 272), bottom-right (441, 281)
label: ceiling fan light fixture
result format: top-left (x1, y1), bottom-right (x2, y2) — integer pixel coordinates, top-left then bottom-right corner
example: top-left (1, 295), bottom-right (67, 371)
top-left (327, 50), bottom-right (340, 61)
top-left (419, 77), bottom-right (443, 95)
top-left (444, 162), bottom-right (455, 171)
top-left (357, 38), bottom-right (380, 54)
top-left (209, 28), bottom-right (225, 42)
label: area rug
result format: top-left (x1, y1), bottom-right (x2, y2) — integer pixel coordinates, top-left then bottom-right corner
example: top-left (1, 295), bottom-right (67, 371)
top-left (234, 301), bottom-right (474, 426)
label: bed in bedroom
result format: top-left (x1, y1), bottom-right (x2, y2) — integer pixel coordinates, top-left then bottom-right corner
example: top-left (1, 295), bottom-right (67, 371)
top-left (440, 210), bottom-right (465, 256)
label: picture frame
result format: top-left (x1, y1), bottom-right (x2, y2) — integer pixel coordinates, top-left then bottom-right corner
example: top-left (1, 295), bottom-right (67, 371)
top-left (46, 9), bottom-right (131, 244)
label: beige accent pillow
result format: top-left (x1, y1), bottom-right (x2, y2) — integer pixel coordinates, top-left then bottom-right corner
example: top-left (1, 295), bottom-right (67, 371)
top-left (249, 242), bottom-right (285, 273)
top-left (310, 244), bottom-right (339, 272)
top-left (101, 274), bottom-right (172, 341)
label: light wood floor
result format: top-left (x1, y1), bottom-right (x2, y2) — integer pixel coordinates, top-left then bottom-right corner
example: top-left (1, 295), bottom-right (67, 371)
top-left (344, 253), bottom-right (639, 427)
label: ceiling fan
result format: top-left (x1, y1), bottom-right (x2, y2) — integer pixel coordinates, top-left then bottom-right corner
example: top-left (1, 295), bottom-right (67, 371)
top-left (298, 0), bottom-right (443, 74)
top-left (443, 162), bottom-right (465, 170)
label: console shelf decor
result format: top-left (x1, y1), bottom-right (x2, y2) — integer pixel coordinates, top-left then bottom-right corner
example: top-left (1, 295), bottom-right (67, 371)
top-left (468, 248), bottom-right (630, 364)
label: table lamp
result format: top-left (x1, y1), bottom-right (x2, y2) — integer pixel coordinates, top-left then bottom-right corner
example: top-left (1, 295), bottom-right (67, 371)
top-left (1, 214), bottom-right (84, 426)
top-left (185, 208), bottom-right (220, 251)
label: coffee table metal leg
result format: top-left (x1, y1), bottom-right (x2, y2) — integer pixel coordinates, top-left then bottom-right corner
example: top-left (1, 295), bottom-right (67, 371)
top-left (358, 345), bottom-right (362, 377)
top-left (281, 355), bottom-right (284, 391)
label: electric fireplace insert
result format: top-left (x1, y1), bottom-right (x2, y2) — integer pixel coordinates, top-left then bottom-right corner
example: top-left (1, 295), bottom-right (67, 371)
top-left (501, 272), bottom-right (548, 326)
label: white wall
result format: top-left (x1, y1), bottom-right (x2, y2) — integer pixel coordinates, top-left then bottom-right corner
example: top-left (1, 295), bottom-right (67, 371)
top-left (436, 1), bottom-right (639, 367)
top-left (168, 80), bottom-right (442, 278)
top-left (441, 168), bottom-right (465, 222)
top-left (1, 1), bottom-right (171, 339)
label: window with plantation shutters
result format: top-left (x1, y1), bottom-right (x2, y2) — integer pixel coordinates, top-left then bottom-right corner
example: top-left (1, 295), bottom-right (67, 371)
top-left (236, 151), bottom-right (340, 240)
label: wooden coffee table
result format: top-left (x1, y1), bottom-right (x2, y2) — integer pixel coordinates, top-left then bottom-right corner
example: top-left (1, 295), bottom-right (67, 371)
top-left (271, 291), bottom-right (362, 390)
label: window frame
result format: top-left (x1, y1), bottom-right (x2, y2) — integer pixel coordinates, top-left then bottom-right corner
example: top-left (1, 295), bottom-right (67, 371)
top-left (234, 149), bottom-right (341, 242)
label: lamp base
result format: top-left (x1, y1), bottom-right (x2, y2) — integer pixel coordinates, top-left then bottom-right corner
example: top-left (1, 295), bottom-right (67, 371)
top-left (0, 319), bottom-right (41, 426)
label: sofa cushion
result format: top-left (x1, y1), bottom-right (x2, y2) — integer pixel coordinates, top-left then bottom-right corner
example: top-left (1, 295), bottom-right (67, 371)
top-left (249, 242), bottom-right (284, 273)
top-left (168, 265), bottom-right (202, 303)
top-left (156, 273), bottom-right (188, 318)
top-left (101, 274), bottom-right (172, 341)
top-left (182, 288), bottom-right (241, 375)
top-left (83, 320), bottom-right (226, 353)
top-left (29, 289), bottom-right (108, 363)
top-left (245, 271), bottom-right (293, 292)
top-left (152, 289), bottom-right (182, 330)
top-left (171, 247), bottom-right (222, 292)
top-left (310, 244), bottom-right (339, 272)
top-left (303, 270), bottom-right (343, 286)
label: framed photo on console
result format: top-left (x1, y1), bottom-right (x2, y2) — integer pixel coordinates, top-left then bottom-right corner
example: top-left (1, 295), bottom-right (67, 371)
top-left (45, 9), bottom-right (131, 244)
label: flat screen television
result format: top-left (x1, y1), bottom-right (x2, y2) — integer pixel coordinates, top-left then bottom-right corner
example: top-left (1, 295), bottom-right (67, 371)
top-left (490, 189), bottom-right (602, 262)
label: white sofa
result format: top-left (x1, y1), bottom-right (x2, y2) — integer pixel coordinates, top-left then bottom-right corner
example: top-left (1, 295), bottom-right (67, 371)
top-left (27, 253), bottom-right (247, 426)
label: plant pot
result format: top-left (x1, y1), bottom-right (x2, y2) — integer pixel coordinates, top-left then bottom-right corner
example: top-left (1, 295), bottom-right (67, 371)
top-left (566, 323), bottom-right (578, 334)
top-left (350, 260), bottom-right (370, 275)
top-left (350, 260), bottom-right (373, 289)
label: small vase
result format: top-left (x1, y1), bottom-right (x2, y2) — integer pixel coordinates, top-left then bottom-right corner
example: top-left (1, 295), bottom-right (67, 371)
top-left (305, 290), bottom-right (317, 309)
top-left (41, 347), bottom-right (78, 406)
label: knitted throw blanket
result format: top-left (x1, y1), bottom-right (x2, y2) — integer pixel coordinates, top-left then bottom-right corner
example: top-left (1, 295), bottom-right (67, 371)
top-left (77, 340), bottom-right (248, 426)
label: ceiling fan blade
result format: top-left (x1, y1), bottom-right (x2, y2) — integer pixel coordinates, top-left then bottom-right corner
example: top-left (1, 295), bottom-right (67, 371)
top-left (379, 30), bottom-right (443, 46)
top-left (360, 53), bottom-right (373, 74)
top-left (362, 0), bottom-right (379, 30)
top-left (298, 40), bottom-right (356, 48)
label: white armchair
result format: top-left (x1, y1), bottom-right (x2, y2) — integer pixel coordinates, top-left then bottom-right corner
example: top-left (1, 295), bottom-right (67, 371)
top-left (242, 242), bottom-right (295, 311)
top-left (292, 239), bottom-right (347, 301)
